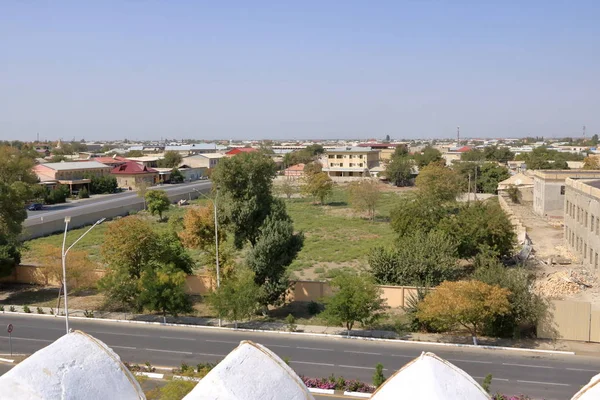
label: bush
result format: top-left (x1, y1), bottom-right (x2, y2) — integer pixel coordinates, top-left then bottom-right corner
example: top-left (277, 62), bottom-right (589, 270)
top-left (301, 375), bottom-right (375, 393)
top-left (0, 305), bottom-right (4, 312)
top-left (9, 306), bottom-right (15, 312)
top-left (372, 363), bottom-right (386, 387)
top-left (482, 373), bottom-right (493, 393)
top-left (23, 305), bottom-right (31, 313)
top-left (36, 307), bottom-right (44, 314)
top-left (506, 185), bottom-right (520, 204)
top-left (78, 187), bottom-right (90, 199)
top-left (285, 313), bottom-right (297, 332)
top-left (44, 185), bottom-right (70, 204)
top-left (307, 301), bottom-right (322, 315)
top-left (84, 310), bottom-right (94, 318)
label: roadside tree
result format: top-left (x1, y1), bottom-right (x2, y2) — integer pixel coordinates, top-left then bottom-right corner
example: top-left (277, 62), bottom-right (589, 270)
top-left (417, 280), bottom-right (511, 344)
top-left (583, 156), bottom-right (600, 170)
top-left (170, 168), bottom-right (184, 183)
top-left (145, 190), bottom-right (170, 221)
top-left (321, 272), bottom-right (385, 334)
top-left (207, 268), bottom-right (261, 328)
top-left (138, 263), bottom-right (192, 318)
top-left (37, 244), bottom-right (98, 291)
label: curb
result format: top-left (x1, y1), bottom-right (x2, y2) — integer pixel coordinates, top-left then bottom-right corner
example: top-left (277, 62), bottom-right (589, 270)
top-left (134, 372), bottom-right (164, 379)
top-left (0, 358), bottom-right (15, 363)
top-left (344, 392), bottom-right (372, 398)
top-left (0, 311), bottom-right (575, 356)
top-left (308, 388), bottom-right (335, 394)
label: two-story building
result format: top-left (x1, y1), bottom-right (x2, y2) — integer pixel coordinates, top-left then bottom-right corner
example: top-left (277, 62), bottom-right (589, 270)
top-left (33, 161), bottom-right (112, 194)
top-left (320, 147), bottom-right (379, 178)
top-left (180, 153), bottom-right (225, 170)
top-left (110, 161), bottom-right (159, 190)
top-left (533, 170), bottom-right (600, 218)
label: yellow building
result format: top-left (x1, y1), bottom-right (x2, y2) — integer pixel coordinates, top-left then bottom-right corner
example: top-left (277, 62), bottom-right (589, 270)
top-left (321, 147), bottom-right (380, 177)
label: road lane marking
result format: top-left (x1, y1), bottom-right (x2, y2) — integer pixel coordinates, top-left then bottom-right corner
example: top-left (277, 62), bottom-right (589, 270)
top-left (567, 367), bottom-right (599, 372)
top-left (473, 376), bottom-right (509, 382)
top-left (266, 344), bottom-right (291, 348)
top-left (89, 331), bottom-right (150, 338)
top-left (112, 345), bottom-right (137, 350)
top-left (338, 364), bottom-right (388, 371)
top-left (448, 359), bottom-right (493, 364)
top-left (390, 354), bottom-right (414, 358)
top-left (502, 363), bottom-right (554, 369)
top-left (160, 336), bottom-right (196, 341)
top-left (297, 347), bottom-right (333, 352)
top-left (291, 361), bottom-right (335, 367)
top-left (343, 351), bottom-right (381, 356)
top-left (205, 339), bottom-right (238, 344)
top-left (195, 352), bottom-right (227, 357)
top-left (145, 348), bottom-right (193, 355)
top-left (0, 337), bottom-right (53, 343)
top-left (517, 380), bottom-right (570, 386)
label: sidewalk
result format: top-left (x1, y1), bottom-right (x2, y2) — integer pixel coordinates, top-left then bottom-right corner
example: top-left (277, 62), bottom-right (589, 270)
top-left (4, 305), bottom-right (600, 355)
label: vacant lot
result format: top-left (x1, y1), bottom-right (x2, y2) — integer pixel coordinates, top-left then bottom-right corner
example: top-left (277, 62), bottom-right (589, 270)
top-left (21, 185), bottom-right (404, 280)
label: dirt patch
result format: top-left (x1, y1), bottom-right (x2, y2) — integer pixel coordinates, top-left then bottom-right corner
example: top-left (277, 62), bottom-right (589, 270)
top-left (532, 269), bottom-right (596, 299)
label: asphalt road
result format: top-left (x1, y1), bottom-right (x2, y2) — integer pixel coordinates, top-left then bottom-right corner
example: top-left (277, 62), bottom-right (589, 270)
top-left (24, 180), bottom-right (212, 225)
top-left (0, 315), bottom-right (597, 399)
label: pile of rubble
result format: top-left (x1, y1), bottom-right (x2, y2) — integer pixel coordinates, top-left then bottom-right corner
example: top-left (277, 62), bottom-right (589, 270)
top-left (533, 269), bottom-right (595, 299)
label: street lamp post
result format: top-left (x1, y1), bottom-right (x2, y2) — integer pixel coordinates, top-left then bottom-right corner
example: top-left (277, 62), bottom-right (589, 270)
top-left (193, 187), bottom-right (221, 327)
top-left (61, 217), bottom-right (106, 334)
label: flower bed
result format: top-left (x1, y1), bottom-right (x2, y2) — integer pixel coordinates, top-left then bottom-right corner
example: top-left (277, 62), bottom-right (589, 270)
top-left (301, 375), bottom-right (375, 393)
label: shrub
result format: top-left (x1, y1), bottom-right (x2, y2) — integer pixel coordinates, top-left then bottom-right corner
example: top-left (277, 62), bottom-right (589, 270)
top-left (84, 310), bottom-right (94, 318)
top-left (0, 305), bottom-right (4, 312)
top-left (307, 301), bottom-right (321, 315)
top-left (23, 305), bottom-right (31, 313)
top-left (301, 376), bottom-right (375, 393)
top-left (506, 185), bottom-right (520, 204)
top-left (36, 307), bottom-right (44, 314)
top-left (482, 374), bottom-right (493, 393)
top-left (9, 306), bottom-right (15, 312)
top-left (49, 307), bottom-right (54, 315)
top-left (78, 187), bottom-right (90, 199)
top-left (145, 361), bottom-right (155, 372)
top-left (372, 363), bottom-right (386, 387)
top-left (285, 313), bottom-right (297, 332)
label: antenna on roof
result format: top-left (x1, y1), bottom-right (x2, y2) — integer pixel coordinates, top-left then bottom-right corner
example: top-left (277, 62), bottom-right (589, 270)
top-left (583, 125), bottom-right (587, 140)
top-left (457, 126), bottom-right (460, 145)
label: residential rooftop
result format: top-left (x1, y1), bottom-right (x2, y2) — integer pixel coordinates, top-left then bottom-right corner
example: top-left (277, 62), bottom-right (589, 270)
top-left (38, 161), bottom-right (110, 171)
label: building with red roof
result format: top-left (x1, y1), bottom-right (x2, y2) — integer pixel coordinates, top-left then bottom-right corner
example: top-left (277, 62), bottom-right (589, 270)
top-left (283, 163), bottom-right (305, 179)
top-left (110, 161), bottom-right (158, 190)
top-left (225, 147), bottom-right (258, 156)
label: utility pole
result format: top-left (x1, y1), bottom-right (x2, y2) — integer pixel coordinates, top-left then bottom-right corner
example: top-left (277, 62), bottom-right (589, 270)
top-left (584, 125), bottom-right (587, 140)
top-left (467, 173), bottom-right (471, 204)
top-left (473, 166), bottom-right (478, 201)
top-left (457, 126), bottom-right (460, 146)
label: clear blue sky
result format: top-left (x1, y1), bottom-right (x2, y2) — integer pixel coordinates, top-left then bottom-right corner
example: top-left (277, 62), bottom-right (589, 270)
top-left (1, 1), bottom-right (599, 141)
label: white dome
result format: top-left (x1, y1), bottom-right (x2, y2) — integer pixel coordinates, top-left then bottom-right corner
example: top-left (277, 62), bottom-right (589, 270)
top-left (183, 340), bottom-right (314, 400)
top-left (0, 330), bottom-right (144, 400)
top-left (371, 352), bottom-right (489, 400)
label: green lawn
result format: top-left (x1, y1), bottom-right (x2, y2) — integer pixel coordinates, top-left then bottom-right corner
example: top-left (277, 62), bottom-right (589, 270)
top-left (285, 186), bottom-right (398, 277)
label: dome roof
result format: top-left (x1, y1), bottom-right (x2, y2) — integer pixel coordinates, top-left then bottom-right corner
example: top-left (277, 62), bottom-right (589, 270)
top-left (0, 331), bottom-right (144, 400)
top-left (183, 340), bottom-right (314, 400)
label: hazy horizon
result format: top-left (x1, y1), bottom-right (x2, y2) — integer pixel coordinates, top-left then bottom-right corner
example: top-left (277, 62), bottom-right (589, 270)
top-left (1, 1), bottom-right (599, 141)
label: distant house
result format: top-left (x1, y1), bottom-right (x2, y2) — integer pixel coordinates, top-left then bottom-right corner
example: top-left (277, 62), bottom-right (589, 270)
top-left (320, 147), bottom-right (379, 178)
top-left (180, 153), bottom-right (225, 169)
top-left (110, 161), bottom-right (158, 190)
top-left (284, 163), bottom-right (305, 178)
top-left (33, 161), bottom-right (112, 194)
top-left (80, 156), bottom-right (128, 168)
top-left (164, 143), bottom-right (227, 156)
top-left (225, 148), bottom-right (258, 156)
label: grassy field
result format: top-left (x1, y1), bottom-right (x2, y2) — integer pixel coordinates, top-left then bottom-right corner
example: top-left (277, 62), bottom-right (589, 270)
top-left (22, 185), bottom-right (403, 279)
top-left (285, 185), bottom-right (400, 279)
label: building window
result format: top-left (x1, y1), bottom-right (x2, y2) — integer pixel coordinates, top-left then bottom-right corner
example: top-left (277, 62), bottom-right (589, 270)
top-left (584, 243), bottom-right (587, 259)
top-left (577, 207), bottom-right (580, 222)
top-left (329, 155), bottom-right (334, 159)
top-left (596, 252), bottom-right (598, 269)
top-left (591, 248), bottom-right (594, 263)
top-left (593, 215), bottom-right (596, 232)
top-left (586, 212), bottom-right (589, 227)
top-left (560, 186), bottom-right (565, 195)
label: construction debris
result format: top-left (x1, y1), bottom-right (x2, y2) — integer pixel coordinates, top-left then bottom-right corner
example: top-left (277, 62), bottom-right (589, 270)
top-left (533, 270), bottom-right (596, 299)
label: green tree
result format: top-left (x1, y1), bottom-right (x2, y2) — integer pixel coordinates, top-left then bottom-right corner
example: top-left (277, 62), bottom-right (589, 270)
top-left (125, 150), bottom-right (144, 157)
top-left (207, 268), bottom-right (261, 328)
top-left (321, 272), bottom-right (385, 334)
top-left (415, 163), bottom-right (461, 202)
top-left (99, 218), bottom-right (192, 310)
top-left (246, 199), bottom-right (304, 306)
top-left (158, 151), bottom-right (183, 168)
top-left (385, 156), bottom-right (413, 187)
top-left (170, 167), bottom-right (184, 183)
top-left (211, 152), bottom-right (278, 248)
top-left (301, 171), bottom-right (333, 204)
top-left (145, 190), bottom-right (170, 221)
top-left (85, 175), bottom-right (118, 194)
top-left (44, 185), bottom-right (70, 204)
top-left (417, 280), bottom-right (511, 344)
top-left (368, 230), bottom-right (460, 286)
top-left (473, 254), bottom-right (547, 338)
top-left (348, 180), bottom-right (381, 221)
top-left (279, 180), bottom-right (296, 199)
top-left (438, 201), bottom-right (516, 258)
top-left (303, 161), bottom-right (323, 177)
top-left (413, 146), bottom-right (443, 168)
top-left (373, 363), bottom-right (386, 387)
top-left (583, 156), bottom-right (600, 170)
top-left (138, 263), bottom-right (192, 317)
top-left (390, 193), bottom-right (453, 237)
top-left (477, 163), bottom-right (510, 194)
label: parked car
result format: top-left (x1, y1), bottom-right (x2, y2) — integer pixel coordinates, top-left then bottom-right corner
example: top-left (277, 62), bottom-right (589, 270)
top-left (27, 203), bottom-right (43, 211)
